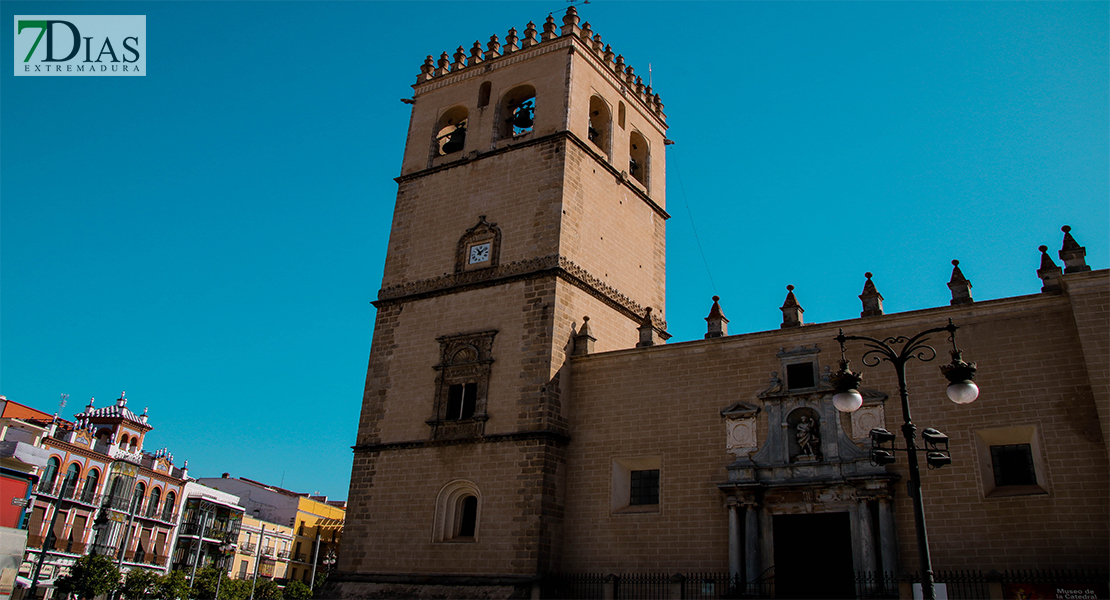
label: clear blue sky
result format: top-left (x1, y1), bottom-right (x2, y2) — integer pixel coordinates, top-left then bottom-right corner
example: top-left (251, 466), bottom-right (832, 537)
top-left (3, 1), bottom-right (1106, 500)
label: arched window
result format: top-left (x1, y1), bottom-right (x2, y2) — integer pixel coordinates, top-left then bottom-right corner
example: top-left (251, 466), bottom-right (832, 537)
top-left (61, 463), bottom-right (80, 497)
top-left (498, 85), bottom-right (535, 139)
top-left (148, 487), bottom-right (162, 517)
top-left (435, 105), bottom-right (468, 157)
top-left (162, 491), bottom-right (176, 521)
top-left (82, 469), bottom-right (100, 503)
top-left (95, 428), bottom-right (112, 444)
top-left (41, 457), bottom-right (60, 492)
top-left (588, 95), bottom-right (612, 156)
top-left (618, 101), bottom-right (626, 129)
top-left (119, 434), bottom-right (130, 447)
top-left (433, 480), bottom-right (481, 542)
top-left (629, 130), bottom-right (649, 189)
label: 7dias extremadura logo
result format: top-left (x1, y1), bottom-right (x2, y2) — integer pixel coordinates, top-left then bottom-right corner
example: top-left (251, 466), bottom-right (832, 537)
top-left (15, 16), bottom-right (145, 76)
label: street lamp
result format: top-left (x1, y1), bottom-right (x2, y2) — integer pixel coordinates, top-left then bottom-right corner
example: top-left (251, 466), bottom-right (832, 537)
top-left (831, 319), bottom-right (978, 600)
top-left (214, 539), bottom-right (237, 600)
top-left (323, 548), bottom-right (337, 572)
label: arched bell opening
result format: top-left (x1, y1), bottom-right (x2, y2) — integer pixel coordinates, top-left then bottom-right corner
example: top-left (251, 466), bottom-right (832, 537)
top-left (629, 130), bottom-right (650, 190)
top-left (588, 95), bottom-right (612, 158)
top-left (435, 105), bottom-right (469, 157)
top-left (498, 84), bottom-right (535, 139)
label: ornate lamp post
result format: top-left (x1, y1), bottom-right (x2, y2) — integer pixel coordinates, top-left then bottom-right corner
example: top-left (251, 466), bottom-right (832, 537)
top-left (831, 319), bottom-right (978, 600)
top-left (213, 539), bottom-right (237, 600)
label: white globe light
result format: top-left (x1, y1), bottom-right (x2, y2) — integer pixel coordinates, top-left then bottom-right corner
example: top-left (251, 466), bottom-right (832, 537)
top-left (946, 381), bottom-right (979, 404)
top-left (832, 390), bottom-right (864, 412)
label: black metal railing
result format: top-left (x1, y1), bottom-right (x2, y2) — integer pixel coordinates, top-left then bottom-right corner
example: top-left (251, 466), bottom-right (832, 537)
top-left (543, 569), bottom-right (1109, 599)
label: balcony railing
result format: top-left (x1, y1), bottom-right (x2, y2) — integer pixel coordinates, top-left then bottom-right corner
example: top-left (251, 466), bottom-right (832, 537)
top-left (36, 479), bottom-right (59, 496)
top-left (241, 542), bottom-right (257, 553)
top-left (294, 553), bottom-right (307, 563)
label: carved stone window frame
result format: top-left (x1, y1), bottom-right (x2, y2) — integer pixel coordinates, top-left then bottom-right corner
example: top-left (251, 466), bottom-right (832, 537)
top-left (427, 330), bottom-right (497, 439)
top-left (455, 216), bottom-right (502, 273)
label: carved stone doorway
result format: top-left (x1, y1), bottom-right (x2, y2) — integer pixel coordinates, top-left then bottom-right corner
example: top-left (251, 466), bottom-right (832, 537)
top-left (772, 513), bottom-right (854, 599)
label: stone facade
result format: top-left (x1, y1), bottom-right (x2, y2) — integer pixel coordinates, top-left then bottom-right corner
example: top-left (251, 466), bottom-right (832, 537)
top-left (334, 7), bottom-right (1108, 599)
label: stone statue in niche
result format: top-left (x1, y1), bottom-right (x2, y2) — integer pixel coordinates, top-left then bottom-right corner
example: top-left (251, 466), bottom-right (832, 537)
top-left (796, 415), bottom-right (820, 456)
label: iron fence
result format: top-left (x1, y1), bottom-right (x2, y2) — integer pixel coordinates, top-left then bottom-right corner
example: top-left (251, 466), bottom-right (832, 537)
top-left (544, 568), bottom-right (1109, 599)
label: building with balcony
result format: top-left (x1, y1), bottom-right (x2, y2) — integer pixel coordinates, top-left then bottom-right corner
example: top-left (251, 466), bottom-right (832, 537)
top-left (195, 475), bottom-right (344, 587)
top-left (168, 483), bottom-right (244, 579)
top-left (229, 515), bottom-right (293, 582)
top-left (11, 393), bottom-right (189, 597)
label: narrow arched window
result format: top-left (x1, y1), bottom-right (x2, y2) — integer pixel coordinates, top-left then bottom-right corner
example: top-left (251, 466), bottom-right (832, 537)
top-left (477, 81), bottom-right (491, 108)
top-left (434, 481), bottom-right (481, 543)
top-left (61, 463), bottom-right (80, 498)
top-left (618, 102), bottom-right (626, 129)
top-left (588, 95), bottom-right (612, 156)
top-left (41, 457), bottom-right (60, 492)
top-left (162, 491), bottom-right (177, 521)
top-left (132, 482), bottom-right (146, 513)
top-left (435, 106), bottom-right (468, 156)
top-left (148, 487), bottom-right (162, 517)
top-left (498, 85), bottom-right (536, 139)
top-left (629, 130), bottom-right (649, 189)
top-left (82, 469), bottom-right (100, 503)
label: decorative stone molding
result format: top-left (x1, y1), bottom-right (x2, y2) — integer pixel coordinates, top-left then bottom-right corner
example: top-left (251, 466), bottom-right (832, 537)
top-left (377, 254), bottom-right (669, 335)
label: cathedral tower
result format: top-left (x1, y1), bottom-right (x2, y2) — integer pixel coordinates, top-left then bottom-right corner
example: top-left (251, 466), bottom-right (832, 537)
top-left (337, 7), bottom-right (670, 597)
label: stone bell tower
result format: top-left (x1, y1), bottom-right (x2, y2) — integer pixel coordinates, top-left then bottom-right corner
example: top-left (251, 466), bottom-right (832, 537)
top-left (335, 7), bottom-right (670, 597)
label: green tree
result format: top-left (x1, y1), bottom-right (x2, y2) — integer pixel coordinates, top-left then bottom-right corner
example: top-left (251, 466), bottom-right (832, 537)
top-left (311, 572), bottom-right (330, 595)
top-left (252, 578), bottom-right (282, 600)
top-left (156, 570), bottom-right (191, 600)
top-left (121, 568), bottom-right (161, 600)
top-left (190, 566), bottom-right (224, 599)
top-left (54, 554), bottom-right (121, 600)
top-left (220, 577), bottom-right (251, 600)
top-left (283, 580), bottom-right (311, 600)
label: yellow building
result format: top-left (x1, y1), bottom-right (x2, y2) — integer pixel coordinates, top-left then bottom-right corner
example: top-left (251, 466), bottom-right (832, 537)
top-left (230, 515), bottom-right (293, 581)
top-left (287, 497), bottom-right (343, 585)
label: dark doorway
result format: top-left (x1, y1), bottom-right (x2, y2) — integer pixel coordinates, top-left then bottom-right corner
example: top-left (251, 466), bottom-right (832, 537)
top-left (773, 512), bottom-right (854, 599)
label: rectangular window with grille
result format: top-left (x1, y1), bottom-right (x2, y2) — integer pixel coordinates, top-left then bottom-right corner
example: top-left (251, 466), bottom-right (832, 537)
top-left (629, 469), bottom-right (659, 506)
top-left (991, 444), bottom-right (1037, 486)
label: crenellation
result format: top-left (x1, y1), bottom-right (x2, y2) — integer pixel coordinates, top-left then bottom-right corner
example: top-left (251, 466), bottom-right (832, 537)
top-left (486, 35), bottom-right (502, 59)
top-left (468, 41), bottom-right (484, 67)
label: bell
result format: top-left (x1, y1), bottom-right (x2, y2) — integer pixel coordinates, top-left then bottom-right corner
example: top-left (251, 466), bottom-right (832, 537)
top-left (512, 100), bottom-right (534, 130)
top-left (629, 157), bottom-right (639, 176)
top-left (442, 126), bottom-right (465, 154)
top-left (588, 123), bottom-right (599, 142)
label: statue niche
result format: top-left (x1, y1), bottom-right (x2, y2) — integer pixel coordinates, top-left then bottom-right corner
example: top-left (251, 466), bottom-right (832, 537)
top-left (787, 408), bottom-right (821, 463)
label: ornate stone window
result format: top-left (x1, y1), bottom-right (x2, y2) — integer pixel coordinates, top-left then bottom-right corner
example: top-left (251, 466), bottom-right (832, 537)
top-left (455, 216), bottom-right (501, 273)
top-left (433, 480), bottom-right (481, 543)
top-left (428, 330), bottom-right (496, 439)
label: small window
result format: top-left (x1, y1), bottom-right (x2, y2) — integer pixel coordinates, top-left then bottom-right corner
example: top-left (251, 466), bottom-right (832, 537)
top-left (786, 362), bottom-right (815, 390)
top-left (629, 470), bottom-right (659, 506)
top-left (991, 444), bottom-right (1037, 487)
top-left (618, 102), bottom-right (626, 129)
top-left (446, 383), bottom-right (477, 420)
top-left (611, 457), bottom-right (662, 514)
top-left (973, 426), bottom-right (1048, 497)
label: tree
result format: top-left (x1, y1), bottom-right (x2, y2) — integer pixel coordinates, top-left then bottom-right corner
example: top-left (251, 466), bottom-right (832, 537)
top-left (283, 580), bottom-right (311, 600)
top-left (220, 577), bottom-right (251, 600)
top-left (190, 567), bottom-right (225, 599)
top-left (156, 571), bottom-right (191, 600)
top-left (54, 554), bottom-right (120, 600)
top-left (252, 578), bottom-right (282, 600)
top-left (121, 568), bottom-right (160, 600)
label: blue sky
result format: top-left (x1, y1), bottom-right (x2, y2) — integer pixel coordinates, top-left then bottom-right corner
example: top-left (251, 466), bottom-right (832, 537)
top-left (2, 1), bottom-right (1106, 500)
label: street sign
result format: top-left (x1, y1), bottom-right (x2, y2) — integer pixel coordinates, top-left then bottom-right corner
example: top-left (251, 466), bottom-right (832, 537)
top-left (11, 497), bottom-right (29, 507)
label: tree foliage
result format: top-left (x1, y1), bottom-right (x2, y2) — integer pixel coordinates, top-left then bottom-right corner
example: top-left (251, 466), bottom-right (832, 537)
top-left (156, 570), bottom-right (191, 600)
top-left (121, 568), bottom-right (161, 600)
top-left (252, 577), bottom-right (283, 600)
top-left (55, 554), bottom-right (121, 600)
top-left (283, 580), bottom-right (312, 600)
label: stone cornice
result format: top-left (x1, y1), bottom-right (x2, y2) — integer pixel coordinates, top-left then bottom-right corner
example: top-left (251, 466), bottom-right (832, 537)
top-left (352, 429), bottom-right (570, 454)
top-left (375, 254), bottom-right (669, 334)
top-left (394, 131), bottom-right (669, 220)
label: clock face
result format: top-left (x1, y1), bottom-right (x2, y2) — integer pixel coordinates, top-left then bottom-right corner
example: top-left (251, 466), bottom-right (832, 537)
top-left (468, 242), bottom-right (491, 264)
